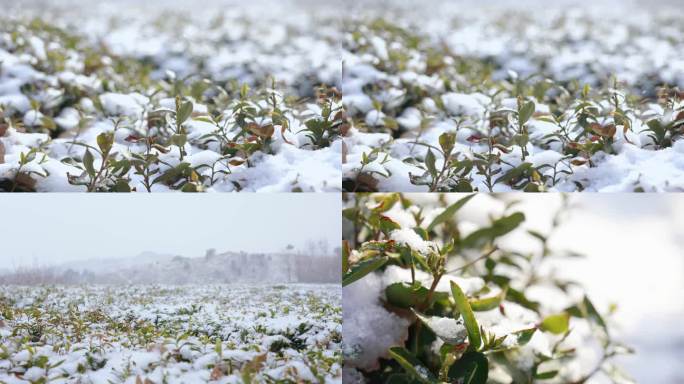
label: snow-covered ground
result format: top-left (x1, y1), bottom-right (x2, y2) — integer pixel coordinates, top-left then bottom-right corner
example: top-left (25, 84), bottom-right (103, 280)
top-left (341, 0), bottom-right (684, 192)
top-left (0, 284), bottom-right (342, 383)
top-left (0, 0), bottom-right (343, 191)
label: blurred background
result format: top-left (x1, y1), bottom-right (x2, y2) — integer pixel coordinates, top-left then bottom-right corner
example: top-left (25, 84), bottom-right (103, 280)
top-left (0, 194), bottom-right (342, 284)
top-left (510, 194), bottom-right (684, 383)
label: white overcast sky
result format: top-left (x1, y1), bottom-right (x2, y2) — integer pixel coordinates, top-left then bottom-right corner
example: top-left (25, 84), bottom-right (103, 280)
top-left (0, 194), bottom-right (340, 268)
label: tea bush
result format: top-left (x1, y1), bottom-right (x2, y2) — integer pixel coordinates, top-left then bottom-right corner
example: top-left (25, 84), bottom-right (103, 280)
top-left (341, 2), bottom-right (684, 192)
top-left (0, 1), bottom-right (344, 192)
top-left (342, 193), bottom-right (633, 383)
top-left (0, 285), bottom-right (342, 383)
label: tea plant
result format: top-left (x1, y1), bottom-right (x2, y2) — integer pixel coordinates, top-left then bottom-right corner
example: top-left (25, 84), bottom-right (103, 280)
top-left (0, 285), bottom-right (342, 383)
top-left (0, 2), bottom-right (343, 192)
top-left (343, 193), bottom-right (633, 383)
top-left (341, 3), bottom-right (684, 192)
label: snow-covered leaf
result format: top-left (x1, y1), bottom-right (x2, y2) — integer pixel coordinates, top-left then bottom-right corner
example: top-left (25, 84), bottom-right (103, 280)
top-left (412, 309), bottom-right (467, 345)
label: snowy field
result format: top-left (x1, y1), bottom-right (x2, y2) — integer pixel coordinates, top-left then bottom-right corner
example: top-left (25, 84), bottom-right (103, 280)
top-left (0, 284), bottom-right (342, 383)
top-left (342, 193), bottom-right (683, 384)
top-left (341, 0), bottom-right (684, 192)
top-left (0, 0), bottom-right (343, 191)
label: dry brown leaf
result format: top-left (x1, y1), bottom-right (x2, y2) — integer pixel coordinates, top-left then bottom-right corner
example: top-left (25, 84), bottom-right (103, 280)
top-left (0, 141), bottom-right (5, 164)
top-left (13, 173), bottom-right (37, 191)
top-left (210, 365), bottom-right (223, 380)
top-left (244, 353), bottom-right (267, 372)
top-left (589, 123), bottom-right (616, 138)
top-left (246, 122), bottom-right (274, 139)
top-left (354, 173), bottom-right (379, 192)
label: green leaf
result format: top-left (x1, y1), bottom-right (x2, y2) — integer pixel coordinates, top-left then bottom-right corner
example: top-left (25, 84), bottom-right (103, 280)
top-left (438, 132), bottom-right (455, 155)
top-left (494, 163), bottom-right (532, 185)
top-left (386, 282), bottom-right (448, 309)
top-left (342, 257), bottom-right (387, 287)
top-left (454, 179), bottom-right (473, 192)
top-left (519, 100), bottom-right (535, 125)
top-left (425, 149), bottom-right (437, 178)
top-left (96, 132), bottom-right (114, 155)
top-left (371, 194), bottom-right (400, 213)
top-left (534, 370), bottom-right (559, 380)
top-left (342, 207), bottom-right (358, 221)
top-left (512, 327), bottom-right (536, 346)
top-left (181, 182), bottom-right (199, 192)
top-left (513, 133), bottom-right (529, 147)
top-left (171, 134), bottom-right (188, 147)
top-left (177, 100), bottom-right (194, 125)
top-left (461, 212), bottom-right (525, 249)
top-left (450, 281), bottom-right (481, 350)
top-left (582, 295), bottom-right (608, 336)
top-left (388, 347), bottom-right (438, 384)
top-left (426, 194), bottom-right (475, 232)
top-left (111, 180), bottom-right (131, 192)
top-left (447, 351), bottom-right (488, 384)
top-left (379, 215), bottom-right (402, 235)
top-left (240, 83), bottom-right (250, 99)
top-left (540, 313), bottom-right (569, 335)
top-left (506, 287), bottom-right (540, 312)
top-left (469, 286), bottom-right (508, 312)
top-left (413, 227), bottom-right (429, 241)
top-left (83, 149), bottom-right (96, 178)
top-left (384, 374), bottom-right (420, 384)
top-left (41, 116), bottom-right (56, 130)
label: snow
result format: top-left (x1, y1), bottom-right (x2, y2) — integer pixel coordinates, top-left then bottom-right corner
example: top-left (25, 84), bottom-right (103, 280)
top-left (389, 228), bottom-right (436, 254)
top-left (417, 313), bottom-right (467, 344)
top-left (341, 0), bottom-right (684, 192)
top-left (365, 110), bottom-right (386, 127)
top-left (22, 110), bottom-right (44, 127)
top-left (441, 93), bottom-right (486, 117)
top-left (220, 143), bottom-right (342, 192)
top-left (0, 284), bottom-right (342, 383)
top-left (99, 93), bottom-right (148, 117)
top-left (343, 270), bottom-right (409, 371)
top-left (0, 0), bottom-right (343, 192)
top-left (569, 142), bottom-right (684, 191)
top-left (434, 274), bottom-right (485, 295)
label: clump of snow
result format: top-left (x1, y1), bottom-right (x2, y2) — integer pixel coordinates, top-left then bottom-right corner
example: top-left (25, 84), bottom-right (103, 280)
top-left (441, 93), bottom-right (486, 117)
top-left (343, 271), bottom-right (409, 370)
top-left (22, 110), bottom-right (44, 127)
top-left (99, 93), bottom-right (148, 117)
top-left (390, 228), bottom-right (436, 254)
top-left (416, 313), bottom-right (467, 344)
